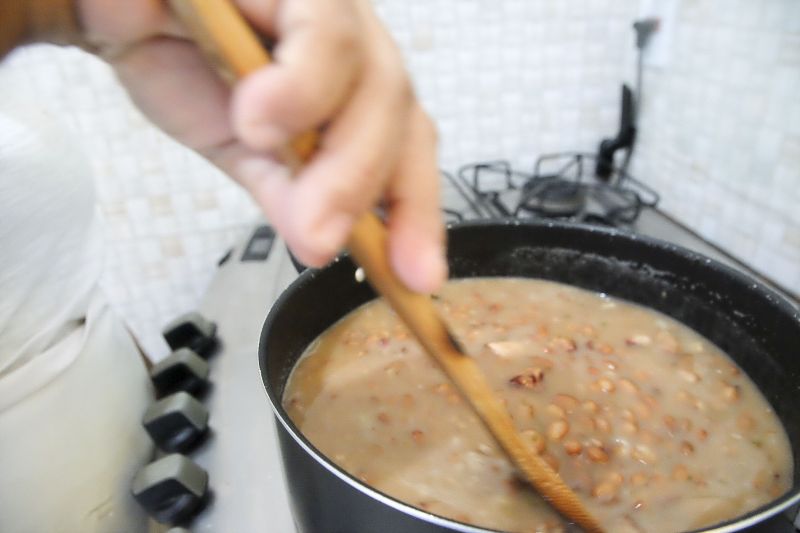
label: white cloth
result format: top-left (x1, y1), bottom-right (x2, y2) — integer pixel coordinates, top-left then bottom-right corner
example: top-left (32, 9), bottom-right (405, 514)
top-left (0, 84), bottom-right (153, 532)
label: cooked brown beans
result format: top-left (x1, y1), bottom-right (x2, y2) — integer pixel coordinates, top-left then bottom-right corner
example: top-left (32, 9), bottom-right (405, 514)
top-left (284, 278), bottom-right (792, 533)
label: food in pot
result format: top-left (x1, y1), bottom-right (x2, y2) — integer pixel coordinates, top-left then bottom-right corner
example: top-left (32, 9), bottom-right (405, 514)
top-left (283, 278), bottom-right (792, 532)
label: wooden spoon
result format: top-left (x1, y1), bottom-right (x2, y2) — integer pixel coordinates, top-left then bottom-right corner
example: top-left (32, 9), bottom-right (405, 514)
top-left (168, 1), bottom-right (603, 530)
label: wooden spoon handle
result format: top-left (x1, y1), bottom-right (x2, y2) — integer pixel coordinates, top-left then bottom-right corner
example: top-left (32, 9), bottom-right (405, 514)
top-left (169, 2), bottom-right (602, 531)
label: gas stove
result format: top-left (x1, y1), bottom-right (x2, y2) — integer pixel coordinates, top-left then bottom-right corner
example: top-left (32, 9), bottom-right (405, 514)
top-left (442, 153), bottom-right (659, 228)
top-left (139, 161), bottom-right (798, 532)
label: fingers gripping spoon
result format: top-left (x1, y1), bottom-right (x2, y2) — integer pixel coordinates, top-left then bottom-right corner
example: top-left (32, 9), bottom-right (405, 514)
top-left (168, 1), bottom-right (603, 530)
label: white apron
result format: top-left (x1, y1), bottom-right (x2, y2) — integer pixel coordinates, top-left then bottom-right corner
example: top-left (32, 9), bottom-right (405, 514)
top-left (0, 84), bottom-right (153, 533)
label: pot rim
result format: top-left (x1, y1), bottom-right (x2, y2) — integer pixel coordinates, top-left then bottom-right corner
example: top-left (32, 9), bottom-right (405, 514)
top-left (260, 219), bottom-right (800, 532)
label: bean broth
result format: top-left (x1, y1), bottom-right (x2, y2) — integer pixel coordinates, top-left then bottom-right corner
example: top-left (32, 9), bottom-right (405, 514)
top-left (284, 278), bottom-right (792, 532)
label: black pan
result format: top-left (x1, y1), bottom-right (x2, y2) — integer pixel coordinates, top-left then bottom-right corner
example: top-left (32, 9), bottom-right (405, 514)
top-left (259, 220), bottom-right (800, 532)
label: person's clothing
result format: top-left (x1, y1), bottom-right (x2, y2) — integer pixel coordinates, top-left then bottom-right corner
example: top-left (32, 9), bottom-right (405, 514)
top-left (0, 83), bottom-right (153, 532)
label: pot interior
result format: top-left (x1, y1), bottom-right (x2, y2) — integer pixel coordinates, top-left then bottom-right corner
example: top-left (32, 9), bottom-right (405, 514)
top-left (260, 220), bottom-right (800, 530)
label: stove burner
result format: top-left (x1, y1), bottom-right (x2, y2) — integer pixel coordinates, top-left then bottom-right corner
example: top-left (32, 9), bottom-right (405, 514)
top-left (446, 152), bottom-right (659, 229)
top-left (518, 178), bottom-right (586, 218)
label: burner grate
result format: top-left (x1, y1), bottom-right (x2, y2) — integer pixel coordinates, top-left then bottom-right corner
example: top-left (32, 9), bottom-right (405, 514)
top-left (442, 152), bottom-right (659, 229)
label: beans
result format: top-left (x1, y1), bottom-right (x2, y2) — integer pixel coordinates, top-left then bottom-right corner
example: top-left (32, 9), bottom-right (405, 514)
top-left (401, 394), bottom-right (415, 408)
top-left (626, 334), bottom-right (652, 346)
top-left (680, 441), bottom-right (695, 455)
top-left (598, 343), bottom-right (615, 355)
top-left (678, 369), bottom-right (701, 383)
top-left (548, 420), bottom-right (570, 441)
top-left (564, 440), bottom-right (583, 456)
top-left (597, 378), bottom-right (616, 393)
top-left (411, 430), bottom-right (424, 443)
top-left (592, 480), bottom-right (619, 503)
top-left (521, 429), bottom-right (546, 454)
top-left (595, 417), bottom-right (611, 434)
top-left (550, 337), bottom-right (577, 352)
top-left (737, 413), bottom-right (756, 432)
top-left (487, 341), bottom-right (526, 358)
top-left (433, 383), bottom-right (453, 395)
top-left (606, 471), bottom-right (624, 485)
top-left (638, 430), bottom-right (657, 445)
top-left (663, 415), bottom-right (679, 433)
top-left (676, 354), bottom-right (695, 371)
top-left (753, 468), bottom-right (771, 489)
top-left (509, 370), bottom-right (542, 389)
top-left (377, 412), bottom-right (391, 424)
top-left (477, 443), bottom-right (494, 456)
top-left (547, 404), bottom-right (567, 419)
top-left (632, 444), bottom-right (657, 464)
top-left (622, 421), bottom-right (638, 434)
top-left (618, 378), bottom-right (639, 394)
top-left (672, 464), bottom-right (689, 481)
top-left (552, 393), bottom-right (580, 412)
top-left (632, 402), bottom-right (652, 419)
top-left (722, 383), bottom-right (741, 402)
top-left (582, 400), bottom-right (599, 413)
top-left (586, 446), bottom-right (610, 463)
top-left (586, 437), bottom-right (603, 448)
top-left (533, 520), bottom-right (565, 533)
top-left (655, 330), bottom-right (679, 353)
top-left (630, 472), bottom-right (648, 486)
top-left (384, 361), bottom-right (405, 375)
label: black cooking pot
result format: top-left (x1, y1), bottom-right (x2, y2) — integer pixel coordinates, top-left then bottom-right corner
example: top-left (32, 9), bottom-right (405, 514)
top-left (259, 220), bottom-right (800, 533)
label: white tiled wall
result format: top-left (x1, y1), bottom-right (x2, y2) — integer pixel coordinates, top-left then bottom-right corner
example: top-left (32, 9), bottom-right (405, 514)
top-left (626, 0), bottom-right (800, 293)
top-left (1, 46), bottom-right (260, 358)
top-left (377, 0), bottom-right (639, 168)
top-left (1, 0), bottom-right (796, 358)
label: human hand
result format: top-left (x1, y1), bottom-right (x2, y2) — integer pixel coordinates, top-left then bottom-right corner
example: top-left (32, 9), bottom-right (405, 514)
top-left (78, 0), bottom-right (446, 293)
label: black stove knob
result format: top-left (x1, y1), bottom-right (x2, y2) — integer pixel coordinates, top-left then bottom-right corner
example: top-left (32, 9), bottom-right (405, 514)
top-left (143, 392), bottom-right (209, 453)
top-left (150, 348), bottom-right (209, 398)
top-left (162, 312), bottom-right (218, 357)
top-left (132, 454), bottom-right (208, 525)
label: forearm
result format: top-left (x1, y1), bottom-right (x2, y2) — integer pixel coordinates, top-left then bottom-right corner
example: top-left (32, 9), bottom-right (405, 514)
top-left (0, 0), bottom-right (88, 58)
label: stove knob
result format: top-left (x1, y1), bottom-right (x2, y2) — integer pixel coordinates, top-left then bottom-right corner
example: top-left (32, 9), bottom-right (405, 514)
top-left (143, 392), bottom-right (209, 453)
top-left (150, 348), bottom-right (209, 398)
top-left (132, 454), bottom-right (208, 525)
top-left (162, 312), bottom-right (218, 357)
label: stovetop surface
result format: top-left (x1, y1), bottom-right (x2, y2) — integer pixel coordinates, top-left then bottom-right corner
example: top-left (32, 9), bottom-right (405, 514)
top-left (175, 172), bottom-right (798, 532)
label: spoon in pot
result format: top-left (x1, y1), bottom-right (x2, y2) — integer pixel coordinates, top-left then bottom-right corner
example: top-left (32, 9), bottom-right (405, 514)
top-left (168, 2), bottom-right (603, 530)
